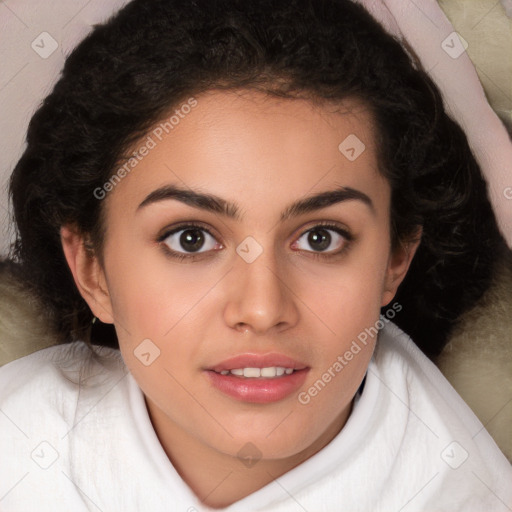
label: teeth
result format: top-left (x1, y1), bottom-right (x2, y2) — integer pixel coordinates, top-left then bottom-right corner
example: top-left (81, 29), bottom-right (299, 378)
top-left (260, 367), bottom-right (276, 377)
top-left (244, 367), bottom-right (261, 378)
top-left (217, 366), bottom-right (297, 378)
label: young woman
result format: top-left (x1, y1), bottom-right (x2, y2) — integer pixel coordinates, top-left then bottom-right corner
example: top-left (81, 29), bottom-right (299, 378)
top-left (1, 0), bottom-right (511, 510)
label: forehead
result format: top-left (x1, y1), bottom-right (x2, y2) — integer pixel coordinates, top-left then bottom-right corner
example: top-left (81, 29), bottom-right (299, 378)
top-left (102, 89), bottom-right (389, 222)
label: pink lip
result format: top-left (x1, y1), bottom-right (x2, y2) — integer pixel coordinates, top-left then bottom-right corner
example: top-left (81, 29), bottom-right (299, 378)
top-left (206, 352), bottom-right (308, 373)
top-left (204, 368), bottom-right (310, 403)
top-left (204, 352), bottom-right (310, 403)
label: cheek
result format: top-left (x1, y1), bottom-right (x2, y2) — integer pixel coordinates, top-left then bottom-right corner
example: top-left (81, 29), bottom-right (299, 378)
top-left (300, 253), bottom-right (388, 337)
top-left (299, 340), bottom-right (374, 411)
top-left (103, 237), bottom-right (218, 338)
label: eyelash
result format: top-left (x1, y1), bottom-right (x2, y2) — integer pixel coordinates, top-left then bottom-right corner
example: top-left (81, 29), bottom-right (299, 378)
top-left (157, 221), bottom-right (354, 262)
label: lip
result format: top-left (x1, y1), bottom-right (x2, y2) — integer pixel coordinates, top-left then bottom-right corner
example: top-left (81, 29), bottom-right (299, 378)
top-left (204, 367), bottom-right (310, 403)
top-left (204, 352), bottom-right (310, 403)
top-left (205, 352), bottom-right (308, 373)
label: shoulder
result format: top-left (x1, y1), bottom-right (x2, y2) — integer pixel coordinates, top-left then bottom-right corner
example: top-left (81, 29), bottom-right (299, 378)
top-left (374, 319), bottom-right (495, 437)
top-left (0, 340), bottom-right (124, 381)
top-left (370, 320), bottom-right (512, 510)
top-left (0, 342), bottom-right (136, 510)
top-left (375, 320), bottom-right (491, 433)
top-left (0, 341), bottom-right (127, 421)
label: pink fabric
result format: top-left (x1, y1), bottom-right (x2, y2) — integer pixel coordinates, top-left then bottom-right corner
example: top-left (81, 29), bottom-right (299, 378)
top-left (356, 0), bottom-right (512, 248)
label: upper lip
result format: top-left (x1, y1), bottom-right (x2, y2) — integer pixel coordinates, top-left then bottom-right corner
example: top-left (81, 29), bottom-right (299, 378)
top-left (206, 353), bottom-right (309, 373)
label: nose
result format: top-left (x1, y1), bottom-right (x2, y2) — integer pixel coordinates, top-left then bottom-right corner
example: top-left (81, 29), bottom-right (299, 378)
top-left (223, 243), bottom-right (299, 335)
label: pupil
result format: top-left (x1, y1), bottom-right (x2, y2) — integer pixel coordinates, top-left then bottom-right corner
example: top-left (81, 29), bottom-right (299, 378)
top-left (181, 229), bottom-right (204, 252)
top-left (309, 229), bottom-right (330, 251)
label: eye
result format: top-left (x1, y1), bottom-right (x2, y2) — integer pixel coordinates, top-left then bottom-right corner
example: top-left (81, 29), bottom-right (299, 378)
top-left (158, 223), bottom-right (222, 260)
top-left (292, 223), bottom-right (352, 257)
top-left (157, 221), bottom-right (353, 262)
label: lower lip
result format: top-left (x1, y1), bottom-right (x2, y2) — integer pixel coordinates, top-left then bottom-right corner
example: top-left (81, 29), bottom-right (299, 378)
top-left (204, 369), bottom-right (310, 403)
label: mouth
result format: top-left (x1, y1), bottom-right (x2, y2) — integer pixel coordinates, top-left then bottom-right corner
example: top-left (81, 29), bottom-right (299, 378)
top-left (211, 366), bottom-right (303, 378)
top-left (204, 353), bottom-right (310, 403)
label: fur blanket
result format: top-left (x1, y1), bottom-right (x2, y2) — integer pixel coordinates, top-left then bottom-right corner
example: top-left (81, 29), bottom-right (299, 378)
top-left (0, 261), bottom-right (57, 364)
top-left (436, 249), bottom-right (512, 462)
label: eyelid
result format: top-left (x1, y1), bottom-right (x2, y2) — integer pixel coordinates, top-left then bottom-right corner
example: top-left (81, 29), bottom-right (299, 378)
top-left (157, 220), bottom-right (221, 243)
top-left (157, 219), bottom-right (354, 260)
top-left (157, 219), bottom-right (352, 240)
top-left (296, 220), bottom-right (354, 240)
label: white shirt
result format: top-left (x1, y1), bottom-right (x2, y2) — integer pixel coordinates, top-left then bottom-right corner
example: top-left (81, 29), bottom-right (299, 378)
top-left (0, 321), bottom-right (511, 512)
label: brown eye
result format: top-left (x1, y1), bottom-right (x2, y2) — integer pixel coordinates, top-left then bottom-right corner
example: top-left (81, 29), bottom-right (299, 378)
top-left (160, 224), bottom-right (220, 258)
top-left (292, 224), bottom-right (352, 257)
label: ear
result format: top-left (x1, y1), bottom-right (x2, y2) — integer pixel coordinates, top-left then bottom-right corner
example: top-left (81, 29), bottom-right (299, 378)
top-left (381, 227), bottom-right (422, 307)
top-left (60, 225), bottom-right (114, 324)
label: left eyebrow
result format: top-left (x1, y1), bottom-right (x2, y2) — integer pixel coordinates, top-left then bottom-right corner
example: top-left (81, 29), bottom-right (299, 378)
top-left (137, 183), bottom-right (375, 221)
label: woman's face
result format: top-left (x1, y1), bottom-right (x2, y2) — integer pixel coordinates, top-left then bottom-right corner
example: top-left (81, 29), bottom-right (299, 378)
top-left (65, 89), bottom-right (415, 467)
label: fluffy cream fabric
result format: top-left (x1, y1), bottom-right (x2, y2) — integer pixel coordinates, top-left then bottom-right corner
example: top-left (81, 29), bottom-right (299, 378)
top-left (0, 262), bottom-right (57, 366)
top-left (436, 249), bottom-right (512, 462)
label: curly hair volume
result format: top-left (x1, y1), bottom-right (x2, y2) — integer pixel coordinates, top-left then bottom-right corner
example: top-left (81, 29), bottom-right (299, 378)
top-left (8, 0), bottom-right (505, 358)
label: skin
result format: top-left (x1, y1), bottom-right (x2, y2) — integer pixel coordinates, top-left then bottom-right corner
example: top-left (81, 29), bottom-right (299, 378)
top-left (61, 89), bottom-right (420, 509)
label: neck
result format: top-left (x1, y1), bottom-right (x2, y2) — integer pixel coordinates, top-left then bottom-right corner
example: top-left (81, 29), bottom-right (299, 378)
top-left (144, 395), bottom-right (353, 509)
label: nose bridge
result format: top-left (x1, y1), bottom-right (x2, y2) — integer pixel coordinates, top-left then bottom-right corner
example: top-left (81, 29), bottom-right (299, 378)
top-left (225, 234), bottom-right (297, 333)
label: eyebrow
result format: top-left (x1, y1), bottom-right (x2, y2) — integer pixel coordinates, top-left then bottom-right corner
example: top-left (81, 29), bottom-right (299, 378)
top-left (137, 183), bottom-right (375, 222)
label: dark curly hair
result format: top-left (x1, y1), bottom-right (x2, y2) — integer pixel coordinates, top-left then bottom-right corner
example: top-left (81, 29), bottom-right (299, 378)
top-left (8, 0), bottom-right (506, 358)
